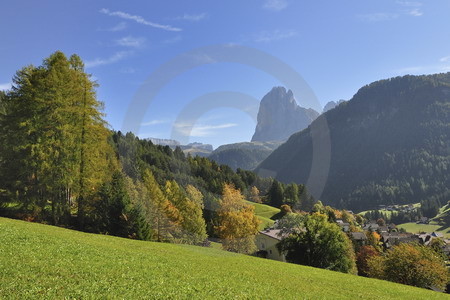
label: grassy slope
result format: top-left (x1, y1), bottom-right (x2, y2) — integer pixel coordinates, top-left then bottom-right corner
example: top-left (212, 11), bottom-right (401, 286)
top-left (0, 218), bottom-right (447, 299)
top-left (397, 222), bottom-right (450, 238)
top-left (358, 209), bottom-right (396, 218)
top-left (358, 203), bottom-right (421, 217)
top-left (398, 205), bottom-right (450, 237)
top-left (246, 201), bottom-right (281, 230)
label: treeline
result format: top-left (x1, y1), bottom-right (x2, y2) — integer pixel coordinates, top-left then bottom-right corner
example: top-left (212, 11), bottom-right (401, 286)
top-left (0, 52), bottom-right (315, 249)
top-left (363, 210), bottom-right (421, 225)
top-left (363, 198), bottom-right (445, 224)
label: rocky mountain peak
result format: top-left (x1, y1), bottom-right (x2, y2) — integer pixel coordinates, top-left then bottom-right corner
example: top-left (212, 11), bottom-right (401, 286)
top-left (251, 87), bottom-right (319, 142)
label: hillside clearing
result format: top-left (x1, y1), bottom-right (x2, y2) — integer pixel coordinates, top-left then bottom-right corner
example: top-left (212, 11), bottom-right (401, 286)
top-left (246, 201), bottom-right (281, 229)
top-left (397, 222), bottom-right (450, 238)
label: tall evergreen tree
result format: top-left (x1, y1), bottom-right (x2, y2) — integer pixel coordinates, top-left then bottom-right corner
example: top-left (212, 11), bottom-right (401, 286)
top-left (283, 183), bottom-right (299, 207)
top-left (142, 169), bottom-right (179, 242)
top-left (267, 180), bottom-right (284, 208)
top-left (183, 185), bottom-right (208, 244)
top-left (0, 52), bottom-right (114, 225)
top-left (94, 171), bottom-right (132, 237)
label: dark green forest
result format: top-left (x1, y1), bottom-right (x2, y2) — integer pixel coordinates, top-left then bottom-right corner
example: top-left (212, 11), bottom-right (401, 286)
top-left (0, 52), bottom-right (315, 244)
top-left (257, 73), bottom-right (450, 211)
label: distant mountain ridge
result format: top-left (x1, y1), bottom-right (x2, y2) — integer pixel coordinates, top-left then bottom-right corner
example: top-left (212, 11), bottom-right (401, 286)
top-left (148, 138), bottom-right (180, 147)
top-left (251, 87), bottom-right (319, 142)
top-left (147, 138), bottom-right (213, 157)
top-left (256, 73), bottom-right (450, 211)
top-left (323, 100), bottom-right (346, 113)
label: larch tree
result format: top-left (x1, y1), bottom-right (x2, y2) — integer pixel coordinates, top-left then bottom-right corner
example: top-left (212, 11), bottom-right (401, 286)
top-left (249, 186), bottom-right (261, 203)
top-left (216, 184), bottom-right (260, 254)
top-left (183, 184), bottom-right (207, 245)
top-left (142, 169), bottom-right (180, 242)
top-left (0, 51), bottom-right (115, 225)
top-left (163, 181), bottom-right (207, 244)
top-left (67, 54), bottom-right (115, 229)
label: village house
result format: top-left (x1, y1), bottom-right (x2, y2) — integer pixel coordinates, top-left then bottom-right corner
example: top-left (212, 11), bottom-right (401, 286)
top-left (380, 233), bottom-right (420, 249)
top-left (378, 226), bottom-right (389, 233)
top-left (336, 219), bottom-right (350, 232)
top-left (255, 229), bottom-right (287, 262)
top-left (363, 222), bottom-right (379, 232)
top-left (350, 232), bottom-right (367, 246)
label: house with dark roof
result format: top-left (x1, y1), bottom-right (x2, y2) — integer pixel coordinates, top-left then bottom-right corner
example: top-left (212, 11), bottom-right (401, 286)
top-left (381, 233), bottom-right (420, 249)
top-left (255, 229), bottom-right (288, 262)
top-left (363, 223), bottom-right (379, 231)
top-left (350, 232), bottom-right (367, 246)
top-left (378, 226), bottom-right (389, 233)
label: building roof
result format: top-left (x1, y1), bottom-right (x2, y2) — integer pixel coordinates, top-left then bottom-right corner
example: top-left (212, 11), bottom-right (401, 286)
top-left (259, 229), bottom-right (289, 241)
top-left (363, 223), bottom-right (379, 230)
top-left (336, 220), bottom-right (350, 227)
top-left (351, 232), bottom-right (367, 240)
top-left (378, 226), bottom-right (389, 232)
top-left (382, 233), bottom-right (420, 248)
top-left (431, 232), bottom-right (444, 238)
top-left (388, 223), bottom-right (397, 229)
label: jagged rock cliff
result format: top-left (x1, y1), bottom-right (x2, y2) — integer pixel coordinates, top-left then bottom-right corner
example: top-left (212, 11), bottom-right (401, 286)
top-left (251, 87), bottom-right (319, 142)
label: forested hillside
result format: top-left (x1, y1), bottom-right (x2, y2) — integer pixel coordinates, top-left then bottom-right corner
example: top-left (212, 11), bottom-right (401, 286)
top-left (0, 52), bottom-right (315, 249)
top-left (257, 73), bottom-right (450, 211)
top-left (208, 141), bottom-right (281, 170)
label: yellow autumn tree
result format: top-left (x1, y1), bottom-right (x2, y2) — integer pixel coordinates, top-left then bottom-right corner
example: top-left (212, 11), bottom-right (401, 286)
top-left (367, 243), bottom-right (449, 290)
top-left (164, 181), bottom-right (207, 245)
top-left (249, 186), bottom-right (262, 203)
top-left (142, 170), bottom-right (181, 242)
top-left (216, 184), bottom-right (260, 254)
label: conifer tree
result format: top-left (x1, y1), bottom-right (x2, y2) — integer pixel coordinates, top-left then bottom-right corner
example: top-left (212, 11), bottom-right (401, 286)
top-left (0, 51), bottom-right (114, 225)
top-left (94, 171), bottom-right (132, 237)
top-left (267, 180), bottom-right (284, 208)
top-left (142, 169), bottom-right (179, 242)
top-left (183, 185), bottom-right (208, 244)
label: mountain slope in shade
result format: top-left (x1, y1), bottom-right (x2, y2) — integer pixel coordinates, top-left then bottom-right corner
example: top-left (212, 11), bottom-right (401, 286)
top-left (256, 73), bottom-right (450, 211)
top-left (208, 141), bottom-right (282, 170)
top-left (251, 87), bottom-right (319, 142)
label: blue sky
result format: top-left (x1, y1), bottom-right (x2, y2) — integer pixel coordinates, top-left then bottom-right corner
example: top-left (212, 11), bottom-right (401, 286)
top-left (1, 0), bottom-right (450, 148)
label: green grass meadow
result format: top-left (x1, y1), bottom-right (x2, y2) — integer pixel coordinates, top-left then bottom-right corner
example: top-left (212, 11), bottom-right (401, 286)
top-left (397, 204), bottom-right (450, 237)
top-left (0, 217), bottom-right (448, 299)
top-left (397, 222), bottom-right (450, 238)
top-left (246, 201), bottom-right (281, 230)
